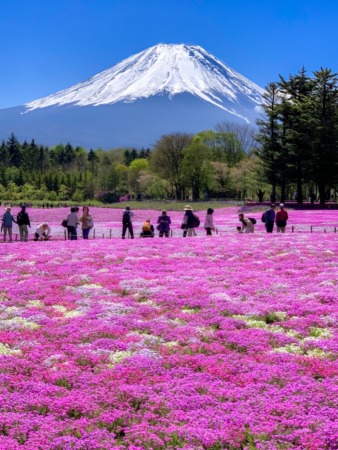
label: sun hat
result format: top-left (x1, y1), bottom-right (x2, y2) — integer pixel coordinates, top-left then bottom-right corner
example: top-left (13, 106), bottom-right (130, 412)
top-left (184, 205), bottom-right (193, 211)
top-left (279, 203), bottom-right (284, 207)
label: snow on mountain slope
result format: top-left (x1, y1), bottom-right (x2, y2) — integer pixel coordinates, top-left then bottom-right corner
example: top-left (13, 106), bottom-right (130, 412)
top-left (25, 43), bottom-right (264, 121)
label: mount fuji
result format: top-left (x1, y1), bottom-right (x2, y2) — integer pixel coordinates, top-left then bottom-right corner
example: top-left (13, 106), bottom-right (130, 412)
top-left (0, 44), bottom-right (265, 149)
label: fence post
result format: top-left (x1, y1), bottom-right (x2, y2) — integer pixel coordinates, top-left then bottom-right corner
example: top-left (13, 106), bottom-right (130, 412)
top-left (310, 226), bottom-right (313, 233)
top-left (170, 230), bottom-right (173, 237)
top-left (335, 227), bottom-right (337, 233)
top-left (110, 229), bottom-right (112, 239)
top-left (291, 226), bottom-right (294, 233)
top-left (93, 229), bottom-right (96, 239)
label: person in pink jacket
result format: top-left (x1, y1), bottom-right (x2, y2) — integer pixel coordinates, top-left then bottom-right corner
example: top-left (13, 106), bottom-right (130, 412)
top-left (204, 208), bottom-right (215, 236)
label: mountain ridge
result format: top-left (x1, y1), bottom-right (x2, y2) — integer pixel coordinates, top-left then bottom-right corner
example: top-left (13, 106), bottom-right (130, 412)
top-left (1, 43), bottom-right (265, 148)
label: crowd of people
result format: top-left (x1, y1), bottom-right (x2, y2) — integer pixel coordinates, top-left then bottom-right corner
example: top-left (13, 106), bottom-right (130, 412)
top-left (1, 203), bottom-right (289, 242)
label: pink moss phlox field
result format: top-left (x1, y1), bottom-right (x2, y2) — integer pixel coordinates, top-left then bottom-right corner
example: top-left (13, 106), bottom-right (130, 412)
top-left (0, 210), bottom-right (338, 448)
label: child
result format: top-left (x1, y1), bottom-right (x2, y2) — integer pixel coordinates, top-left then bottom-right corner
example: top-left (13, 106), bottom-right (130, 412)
top-left (204, 208), bottom-right (215, 236)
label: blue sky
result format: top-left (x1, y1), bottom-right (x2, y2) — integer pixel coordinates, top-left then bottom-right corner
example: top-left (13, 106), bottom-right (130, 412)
top-left (1, 0), bottom-right (338, 108)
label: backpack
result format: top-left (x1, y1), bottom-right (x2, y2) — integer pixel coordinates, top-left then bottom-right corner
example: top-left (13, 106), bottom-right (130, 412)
top-left (142, 222), bottom-right (151, 232)
top-left (261, 212), bottom-right (266, 223)
top-left (248, 217), bottom-right (257, 225)
top-left (192, 214), bottom-right (200, 228)
top-left (17, 212), bottom-right (25, 226)
top-left (122, 211), bottom-right (130, 225)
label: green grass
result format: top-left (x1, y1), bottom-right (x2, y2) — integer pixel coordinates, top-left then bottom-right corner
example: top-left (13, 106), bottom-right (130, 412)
top-left (114, 200), bottom-right (243, 211)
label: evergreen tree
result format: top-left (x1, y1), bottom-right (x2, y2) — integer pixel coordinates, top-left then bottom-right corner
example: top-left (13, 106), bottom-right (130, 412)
top-left (308, 68), bottom-right (338, 203)
top-left (256, 82), bottom-right (283, 198)
top-left (7, 133), bottom-right (22, 167)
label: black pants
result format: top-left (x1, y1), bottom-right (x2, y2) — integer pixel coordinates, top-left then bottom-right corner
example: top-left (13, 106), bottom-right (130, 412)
top-left (122, 223), bottom-right (134, 238)
top-left (266, 222), bottom-right (274, 233)
top-left (159, 231), bottom-right (169, 237)
top-left (205, 227), bottom-right (212, 236)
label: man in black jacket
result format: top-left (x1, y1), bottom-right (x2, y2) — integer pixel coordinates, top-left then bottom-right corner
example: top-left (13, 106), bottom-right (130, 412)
top-left (17, 205), bottom-right (31, 241)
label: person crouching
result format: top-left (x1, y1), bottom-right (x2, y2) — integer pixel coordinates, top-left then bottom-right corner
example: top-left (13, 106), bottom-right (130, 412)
top-left (34, 223), bottom-right (51, 241)
top-left (238, 214), bottom-right (254, 233)
top-left (140, 219), bottom-right (154, 238)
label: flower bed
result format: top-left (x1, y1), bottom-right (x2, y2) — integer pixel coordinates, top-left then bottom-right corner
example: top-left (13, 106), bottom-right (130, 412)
top-left (2, 206), bottom-right (338, 240)
top-left (0, 229), bottom-right (337, 449)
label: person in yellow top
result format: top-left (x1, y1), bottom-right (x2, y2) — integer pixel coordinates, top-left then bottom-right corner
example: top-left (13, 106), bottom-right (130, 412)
top-left (79, 206), bottom-right (93, 240)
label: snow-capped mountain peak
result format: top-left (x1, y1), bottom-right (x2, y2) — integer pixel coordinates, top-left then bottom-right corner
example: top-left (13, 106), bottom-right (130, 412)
top-left (25, 43), bottom-right (264, 120)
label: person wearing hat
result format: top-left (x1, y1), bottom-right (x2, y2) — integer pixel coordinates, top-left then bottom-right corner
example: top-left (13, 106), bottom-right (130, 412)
top-left (17, 205), bottom-right (31, 242)
top-left (262, 204), bottom-right (276, 233)
top-left (140, 219), bottom-right (155, 238)
top-left (275, 203), bottom-right (288, 233)
top-left (182, 205), bottom-right (200, 237)
top-left (157, 210), bottom-right (171, 237)
top-left (2, 207), bottom-right (17, 243)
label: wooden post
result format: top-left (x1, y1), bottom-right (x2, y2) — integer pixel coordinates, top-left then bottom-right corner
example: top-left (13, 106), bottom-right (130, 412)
top-left (110, 229), bottom-right (112, 239)
top-left (292, 226), bottom-right (294, 233)
top-left (310, 226), bottom-right (313, 233)
top-left (335, 227), bottom-right (337, 233)
top-left (93, 229), bottom-right (96, 239)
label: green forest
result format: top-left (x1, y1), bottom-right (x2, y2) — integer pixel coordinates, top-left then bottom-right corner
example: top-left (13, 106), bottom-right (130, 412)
top-left (1, 68), bottom-right (338, 205)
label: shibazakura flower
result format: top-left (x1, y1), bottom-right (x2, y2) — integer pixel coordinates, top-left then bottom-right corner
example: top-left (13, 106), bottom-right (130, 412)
top-left (0, 210), bottom-right (337, 449)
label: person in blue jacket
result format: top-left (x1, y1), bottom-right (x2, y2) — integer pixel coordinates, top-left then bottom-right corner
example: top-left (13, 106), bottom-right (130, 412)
top-left (262, 204), bottom-right (276, 233)
top-left (2, 207), bottom-right (17, 243)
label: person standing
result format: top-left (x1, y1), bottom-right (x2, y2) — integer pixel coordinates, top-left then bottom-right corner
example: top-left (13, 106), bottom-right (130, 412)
top-left (182, 205), bottom-right (200, 237)
top-left (79, 206), bottom-right (93, 240)
top-left (122, 205), bottom-right (134, 239)
top-left (17, 205), bottom-right (31, 242)
top-left (275, 203), bottom-right (288, 233)
top-left (66, 207), bottom-right (79, 240)
top-left (204, 208), bottom-right (215, 235)
top-left (2, 207), bottom-right (17, 242)
top-left (262, 204), bottom-right (276, 233)
top-left (157, 210), bottom-right (171, 237)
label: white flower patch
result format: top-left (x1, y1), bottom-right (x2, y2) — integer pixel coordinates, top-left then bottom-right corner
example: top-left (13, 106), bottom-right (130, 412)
top-left (0, 317), bottom-right (40, 330)
top-left (81, 283), bottom-right (103, 289)
top-left (109, 350), bottom-right (133, 363)
top-left (52, 305), bottom-right (67, 313)
top-left (0, 343), bottom-right (21, 356)
top-left (27, 300), bottom-right (44, 308)
top-left (64, 310), bottom-right (84, 319)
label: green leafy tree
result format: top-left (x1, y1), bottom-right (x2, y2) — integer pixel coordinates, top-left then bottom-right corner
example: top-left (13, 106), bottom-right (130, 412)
top-left (150, 133), bottom-right (193, 200)
top-left (181, 141), bottom-right (212, 200)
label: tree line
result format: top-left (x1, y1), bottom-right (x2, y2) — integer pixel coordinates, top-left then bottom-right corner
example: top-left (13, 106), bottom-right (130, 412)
top-left (1, 66), bottom-right (338, 204)
top-left (0, 125), bottom-right (260, 203)
top-left (257, 67), bottom-right (338, 204)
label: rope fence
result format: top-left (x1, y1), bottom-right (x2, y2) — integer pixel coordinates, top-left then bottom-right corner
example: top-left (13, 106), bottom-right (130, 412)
top-left (1, 225), bottom-right (337, 242)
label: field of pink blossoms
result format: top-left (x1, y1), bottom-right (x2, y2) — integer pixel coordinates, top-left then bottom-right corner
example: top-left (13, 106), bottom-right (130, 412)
top-left (0, 207), bottom-right (338, 449)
